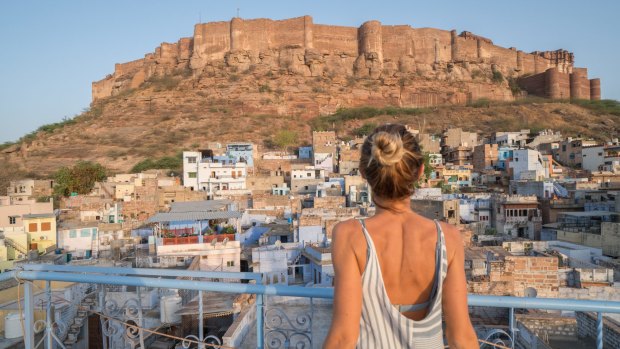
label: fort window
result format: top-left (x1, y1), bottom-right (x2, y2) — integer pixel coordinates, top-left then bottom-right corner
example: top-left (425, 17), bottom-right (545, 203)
top-left (41, 222), bottom-right (51, 231)
top-left (28, 223), bottom-right (38, 232)
top-left (9, 216), bottom-right (16, 225)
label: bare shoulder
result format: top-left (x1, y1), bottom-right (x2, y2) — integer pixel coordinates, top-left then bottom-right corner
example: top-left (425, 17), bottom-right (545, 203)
top-left (437, 222), bottom-right (465, 263)
top-left (332, 218), bottom-right (363, 244)
top-left (331, 219), bottom-right (366, 270)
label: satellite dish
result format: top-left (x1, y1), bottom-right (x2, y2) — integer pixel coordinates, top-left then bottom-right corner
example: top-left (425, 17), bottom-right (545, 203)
top-left (211, 239), bottom-right (218, 247)
top-left (274, 240), bottom-right (282, 249)
top-left (222, 237), bottom-right (229, 246)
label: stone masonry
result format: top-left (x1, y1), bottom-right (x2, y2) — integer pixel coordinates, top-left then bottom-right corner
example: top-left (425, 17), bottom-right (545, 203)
top-left (92, 16), bottom-right (600, 105)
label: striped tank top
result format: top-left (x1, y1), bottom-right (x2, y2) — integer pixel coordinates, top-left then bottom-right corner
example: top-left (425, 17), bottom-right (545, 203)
top-left (356, 219), bottom-right (448, 348)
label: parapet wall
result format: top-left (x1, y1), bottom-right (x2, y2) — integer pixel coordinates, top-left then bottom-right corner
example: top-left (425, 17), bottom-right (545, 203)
top-left (92, 15), bottom-right (599, 102)
top-left (517, 67), bottom-right (601, 100)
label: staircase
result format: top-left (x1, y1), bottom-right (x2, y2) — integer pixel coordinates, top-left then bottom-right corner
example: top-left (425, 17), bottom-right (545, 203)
top-left (291, 249), bottom-right (303, 265)
top-left (63, 296), bottom-right (96, 348)
top-left (4, 237), bottom-right (28, 255)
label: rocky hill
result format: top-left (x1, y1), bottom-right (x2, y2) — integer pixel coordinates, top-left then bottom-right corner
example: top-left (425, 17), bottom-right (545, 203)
top-left (1, 16), bottom-right (617, 188)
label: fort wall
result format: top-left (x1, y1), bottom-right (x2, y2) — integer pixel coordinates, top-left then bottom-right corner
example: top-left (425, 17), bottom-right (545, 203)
top-left (92, 15), bottom-right (600, 103)
top-left (517, 66), bottom-right (599, 101)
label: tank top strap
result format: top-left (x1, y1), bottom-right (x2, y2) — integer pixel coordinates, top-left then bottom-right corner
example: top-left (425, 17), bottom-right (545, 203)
top-left (358, 218), bottom-right (375, 264)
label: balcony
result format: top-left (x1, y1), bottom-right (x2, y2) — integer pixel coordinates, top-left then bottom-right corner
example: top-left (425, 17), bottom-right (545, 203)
top-left (4, 264), bottom-right (620, 349)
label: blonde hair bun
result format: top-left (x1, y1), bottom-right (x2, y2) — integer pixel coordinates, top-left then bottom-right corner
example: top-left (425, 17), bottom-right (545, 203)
top-left (371, 131), bottom-right (405, 166)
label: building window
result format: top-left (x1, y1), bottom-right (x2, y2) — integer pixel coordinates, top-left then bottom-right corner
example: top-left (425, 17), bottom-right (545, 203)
top-left (69, 230), bottom-right (77, 238)
top-left (188, 172), bottom-right (197, 178)
top-left (227, 261), bottom-right (235, 267)
top-left (28, 223), bottom-right (38, 232)
top-left (81, 229), bottom-right (91, 237)
top-left (187, 157), bottom-right (197, 163)
top-left (41, 222), bottom-right (51, 231)
top-left (9, 216), bottom-right (16, 225)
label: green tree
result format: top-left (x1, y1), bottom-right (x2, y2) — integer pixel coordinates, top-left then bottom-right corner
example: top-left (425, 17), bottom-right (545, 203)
top-left (273, 130), bottom-right (298, 152)
top-left (53, 161), bottom-right (107, 197)
top-left (423, 153), bottom-right (435, 180)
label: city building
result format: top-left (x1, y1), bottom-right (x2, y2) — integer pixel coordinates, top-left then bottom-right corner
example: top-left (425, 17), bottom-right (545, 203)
top-left (183, 151), bottom-right (248, 198)
top-left (491, 195), bottom-right (542, 239)
top-left (473, 144), bottom-right (499, 172)
top-left (226, 142), bottom-right (256, 168)
top-left (509, 149), bottom-right (549, 180)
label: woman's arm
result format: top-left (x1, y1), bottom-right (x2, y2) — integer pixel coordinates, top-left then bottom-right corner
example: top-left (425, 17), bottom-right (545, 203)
top-left (441, 224), bottom-right (479, 349)
top-left (323, 222), bottom-right (363, 349)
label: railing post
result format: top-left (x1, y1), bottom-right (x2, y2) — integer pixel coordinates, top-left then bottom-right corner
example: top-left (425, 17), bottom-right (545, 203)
top-left (509, 307), bottom-right (515, 349)
top-left (99, 285), bottom-right (108, 349)
top-left (256, 294), bottom-right (264, 349)
top-left (198, 290), bottom-right (204, 349)
top-left (24, 281), bottom-right (35, 349)
top-left (45, 281), bottom-right (53, 349)
top-left (596, 312), bottom-right (603, 349)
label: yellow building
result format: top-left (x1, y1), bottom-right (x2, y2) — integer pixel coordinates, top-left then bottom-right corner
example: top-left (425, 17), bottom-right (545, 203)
top-left (439, 166), bottom-right (473, 190)
top-left (23, 213), bottom-right (57, 253)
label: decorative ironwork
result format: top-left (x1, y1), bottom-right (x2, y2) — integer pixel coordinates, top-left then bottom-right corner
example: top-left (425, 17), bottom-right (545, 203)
top-left (101, 292), bottom-right (145, 348)
top-left (480, 329), bottom-right (513, 349)
top-left (264, 307), bottom-right (313, 348)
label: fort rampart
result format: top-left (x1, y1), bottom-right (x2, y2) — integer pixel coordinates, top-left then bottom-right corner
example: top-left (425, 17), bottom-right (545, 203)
top-left (92, 16), bottom-right (600, 103)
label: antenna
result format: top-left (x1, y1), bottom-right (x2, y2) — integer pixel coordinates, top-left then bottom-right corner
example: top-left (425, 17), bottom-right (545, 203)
top-left (199, 12), bottom-right (202, 24)
top-left (237, 8), bottom-right (240, 18)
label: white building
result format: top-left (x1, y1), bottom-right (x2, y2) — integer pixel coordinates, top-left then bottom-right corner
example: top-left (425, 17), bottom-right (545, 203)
top-left (183, 152), bottom-right (248, 197)
top-left (313, 153), bottom-right (334, 174)
top-left (582, 145), bottom-right (605, 172)
top-left (493, 130), bottom-right (530, 147)
top-left (157, 239), bottom-right (241, 272)
top-left (58, 226), bottom-right (99, 258)
top-left (509, 149), bottom-right (549, 180)
top-left (428, 153), bottom-right (443, 166)
top-left (251, 243), bottom-right (305, 285)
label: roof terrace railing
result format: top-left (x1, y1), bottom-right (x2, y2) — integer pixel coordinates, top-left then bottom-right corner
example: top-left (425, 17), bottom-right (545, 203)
top-left (3, 265), bottom-right (620, 349)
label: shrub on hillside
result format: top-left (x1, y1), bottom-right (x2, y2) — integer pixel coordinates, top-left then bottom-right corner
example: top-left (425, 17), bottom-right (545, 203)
top-left (53, 161), bottom-right (107, 197)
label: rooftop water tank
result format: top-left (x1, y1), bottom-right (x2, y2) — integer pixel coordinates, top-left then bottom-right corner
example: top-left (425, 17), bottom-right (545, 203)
top-left (5, 312), bottom-right (23, 339)
top-left (160, 295), bottom-right (182, 324)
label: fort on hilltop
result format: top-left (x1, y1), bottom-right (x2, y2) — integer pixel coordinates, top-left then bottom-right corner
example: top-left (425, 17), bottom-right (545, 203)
top-left (92, 16), bottom-right (601, 105)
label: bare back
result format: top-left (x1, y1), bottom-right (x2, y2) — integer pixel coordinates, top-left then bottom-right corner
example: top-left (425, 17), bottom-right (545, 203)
top-left (324, 209), bottom-right (478, 348)
top-left (350, 211), bottom-right (449, 320)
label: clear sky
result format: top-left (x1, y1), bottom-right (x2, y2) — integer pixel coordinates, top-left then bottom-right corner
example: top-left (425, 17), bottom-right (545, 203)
top-left (1, 0), bottom-right (618, 144)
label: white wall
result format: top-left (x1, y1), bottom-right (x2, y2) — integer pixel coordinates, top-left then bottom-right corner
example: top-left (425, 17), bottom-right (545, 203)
top-left (582, 146), bottom-right (604, 172)
top-left (298, 226), bottom-right (323, 245)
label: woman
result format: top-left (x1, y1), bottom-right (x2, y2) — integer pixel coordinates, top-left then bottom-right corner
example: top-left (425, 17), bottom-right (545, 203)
top-left (324, 124), bottom-right (478, 348)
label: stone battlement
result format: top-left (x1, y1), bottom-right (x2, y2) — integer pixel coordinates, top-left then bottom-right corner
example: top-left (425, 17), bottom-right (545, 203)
top-left (92, 16), bottom-right (600, 103)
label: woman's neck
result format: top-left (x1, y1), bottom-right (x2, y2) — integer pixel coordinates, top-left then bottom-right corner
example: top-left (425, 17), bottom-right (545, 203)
top-left (373, 196), bottom-right (412, 215)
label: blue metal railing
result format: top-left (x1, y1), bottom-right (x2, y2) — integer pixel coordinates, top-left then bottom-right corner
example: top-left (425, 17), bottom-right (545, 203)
top-left (4, 265), bottom-right (620, 349)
